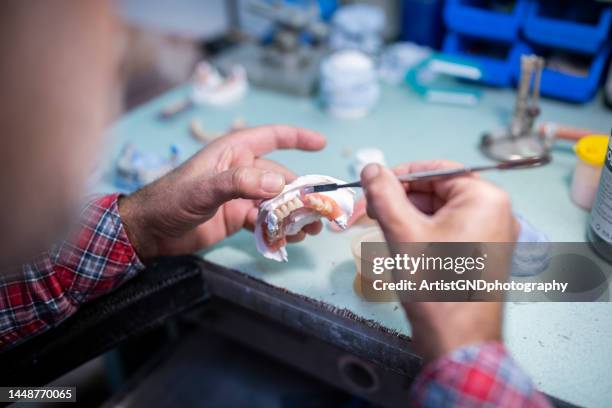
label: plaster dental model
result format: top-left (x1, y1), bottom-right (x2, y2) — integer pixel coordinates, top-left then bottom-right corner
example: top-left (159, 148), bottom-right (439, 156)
top-left (189, 118), bottom-right (221, 143)
top-left (115, 144), bottom-right (179, 192)
top-left (191, 61), bottom-right (248, 107)
top-left (255, 175), bottom-right (355, 262)
top-left (189, 116), bottom-right (249, 144)
top-left (158, 63), bottom-right (248, 119)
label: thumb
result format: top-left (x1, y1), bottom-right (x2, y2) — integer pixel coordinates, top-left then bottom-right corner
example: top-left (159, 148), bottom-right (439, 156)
top-left (199, 166), bottom-right (285, 210)
top-left (361, 164), bottom-right (426, 242)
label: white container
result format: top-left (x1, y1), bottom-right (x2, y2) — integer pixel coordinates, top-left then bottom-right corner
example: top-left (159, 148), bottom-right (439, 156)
top-left (352, 148), bottom-right (387, 177)
top-left (330, 4), bottom-right (385, 55)
top-left (320, 50), bottom-right (380, 118)
top-left (570, 135), bottom-right (608, 210)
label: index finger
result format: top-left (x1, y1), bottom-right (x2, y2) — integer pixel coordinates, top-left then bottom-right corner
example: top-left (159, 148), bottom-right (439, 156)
top-left (224, 125), bottom-right (327, 157)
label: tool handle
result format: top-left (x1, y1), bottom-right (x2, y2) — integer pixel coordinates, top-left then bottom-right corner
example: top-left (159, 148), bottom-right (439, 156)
top-left (398, 166), bottom-right (475, 183)
top-left (330, 155), bottom-right (549, 192)
top-left (340, 181), bottom-right (362, 188)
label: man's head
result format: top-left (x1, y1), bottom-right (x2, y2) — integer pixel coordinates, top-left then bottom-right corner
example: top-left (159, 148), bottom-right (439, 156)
top-left (0, 1), bottom-right (118, 265)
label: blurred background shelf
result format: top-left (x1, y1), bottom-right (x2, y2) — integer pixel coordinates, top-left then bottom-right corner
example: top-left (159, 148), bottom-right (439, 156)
top-left (515, 42), bottom-right (611, 103)
top-left (442, 31), bottom-right (523, 86)
top-left (524, 0), bottom-right (612, 55)
top-left (444, 0), bottom-right (531, 42)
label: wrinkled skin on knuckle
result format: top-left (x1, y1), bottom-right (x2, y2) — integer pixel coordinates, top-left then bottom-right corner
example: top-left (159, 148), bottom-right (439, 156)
top-left (211, 145), bottom-right (242, 174)
top-left (230, 166), bottom-right (250, 196)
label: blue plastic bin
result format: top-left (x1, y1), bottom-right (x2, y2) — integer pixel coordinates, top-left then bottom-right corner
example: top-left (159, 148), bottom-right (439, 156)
top-left (444, 0), bottom-right (531, 42)
top-left (442, 32), bottom-right (523, 86)
top-left (401, 0), bottom-right (445, 48)
top-left (513, 42), bottom-right (611, 103)
top-left (523, 1), bottom-right (612, 54)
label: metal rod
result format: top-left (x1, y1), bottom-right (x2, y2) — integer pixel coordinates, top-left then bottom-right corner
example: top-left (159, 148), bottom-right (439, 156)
top-left (310, 155), bottom-right (551, 193)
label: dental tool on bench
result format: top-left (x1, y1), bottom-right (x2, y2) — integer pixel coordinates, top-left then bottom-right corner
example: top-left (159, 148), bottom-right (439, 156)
top-left (303, 155), bottom-right (551, 194)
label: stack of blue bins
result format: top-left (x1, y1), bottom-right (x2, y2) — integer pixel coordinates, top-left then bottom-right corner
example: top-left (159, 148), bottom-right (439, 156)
top-left (442, 0), bottom-right (612, 103)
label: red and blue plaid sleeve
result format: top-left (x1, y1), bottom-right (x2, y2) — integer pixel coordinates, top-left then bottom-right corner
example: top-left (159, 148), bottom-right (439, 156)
top-left (0, 194), bottom-right (144, 351)
top-left (410, 342), bottom-right (551, 407)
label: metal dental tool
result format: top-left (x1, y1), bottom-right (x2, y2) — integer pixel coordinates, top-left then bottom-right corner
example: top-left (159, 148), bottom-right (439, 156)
top-left (303, 155), bottom-right (551, 193)
top-left (480, 55), bottom-right (548, 162)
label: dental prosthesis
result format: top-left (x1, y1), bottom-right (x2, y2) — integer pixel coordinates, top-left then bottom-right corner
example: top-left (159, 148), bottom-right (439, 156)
top-left (255, 175), bottom-right (355, 262)
top-left (191, 61), bottom-right (248, 107)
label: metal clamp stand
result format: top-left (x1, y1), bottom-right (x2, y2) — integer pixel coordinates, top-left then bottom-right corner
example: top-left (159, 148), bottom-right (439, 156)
top-left (216, 0), bottom-right (328, 96)
top-left (480, 55), bottom-right (548, 161)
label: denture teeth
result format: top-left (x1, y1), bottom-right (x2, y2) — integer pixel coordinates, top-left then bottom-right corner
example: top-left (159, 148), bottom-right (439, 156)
top-left (309, 197), bottom-right (321, 210)
top-left (281, 204), bottom-right (289, 216)
top-left (287, 201), bottom-right (296, 212)
top-left (274, 208), bottom-right (284, 219)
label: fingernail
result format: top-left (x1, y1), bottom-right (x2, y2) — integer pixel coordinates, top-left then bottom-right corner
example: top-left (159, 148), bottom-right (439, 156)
top-left (361, 164), bottom-right (380, 182)
top-left (261, 172), bottom-right (284, 193)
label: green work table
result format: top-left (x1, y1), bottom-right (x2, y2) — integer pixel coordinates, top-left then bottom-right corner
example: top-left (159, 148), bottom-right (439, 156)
top-left (95, 83), bottom-right (612, 407)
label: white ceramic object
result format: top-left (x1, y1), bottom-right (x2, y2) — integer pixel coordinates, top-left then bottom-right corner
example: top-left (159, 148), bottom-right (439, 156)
top-left (330, 4), bottom-right (385, 55)
top-left (352, 148), bottom-right (387, 177)
top-left (320, 50), bottom-right (379, 119)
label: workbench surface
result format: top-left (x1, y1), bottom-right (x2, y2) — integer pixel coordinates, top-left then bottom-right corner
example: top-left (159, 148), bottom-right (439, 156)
top-left (95, 84), bottom-right (612, 407)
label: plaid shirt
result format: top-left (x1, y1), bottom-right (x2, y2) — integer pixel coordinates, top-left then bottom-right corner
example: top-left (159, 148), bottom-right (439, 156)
top-left (0, 194), bottom-right (549, 406)
top-left (0, 194), bottom-right (143, 351)
top-left (411, 342), bottom-right (551, 407)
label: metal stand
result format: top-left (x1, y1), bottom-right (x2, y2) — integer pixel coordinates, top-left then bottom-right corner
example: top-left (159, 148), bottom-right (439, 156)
top-left (216, 1), bottom-right (328, 96)
top-left (481, 55), bottom-right (548, 161)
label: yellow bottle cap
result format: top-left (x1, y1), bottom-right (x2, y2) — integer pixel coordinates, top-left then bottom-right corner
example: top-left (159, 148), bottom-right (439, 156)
top-left (574, 135), bottom-right (609, 167)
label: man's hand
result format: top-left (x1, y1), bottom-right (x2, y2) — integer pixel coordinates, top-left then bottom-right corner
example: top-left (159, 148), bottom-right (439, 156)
top-left (119, 125), bottom-right (326, 261)
top-left (360, 161), bottom-right (519, 363)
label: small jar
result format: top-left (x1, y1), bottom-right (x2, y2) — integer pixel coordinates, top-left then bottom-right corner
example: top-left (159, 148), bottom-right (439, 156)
top-left (350, 227), bottom-right (396, 301)
top-left (352, 148), bottom-right (386, 177)
top-left (320, 50), bottom-right (380, 119)
top-left (570, 135), bottom-right (609, 209)
top-left (350, 227), bottom-right (386, 278)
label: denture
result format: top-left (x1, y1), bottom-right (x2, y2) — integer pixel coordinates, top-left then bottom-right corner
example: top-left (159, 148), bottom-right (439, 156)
top-left (255, 175), bottom-right (355, 262)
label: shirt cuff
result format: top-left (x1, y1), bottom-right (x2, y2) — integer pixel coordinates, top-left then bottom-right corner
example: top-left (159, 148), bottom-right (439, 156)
top-left (52, 193), bottom-right (145, 304)
top-left (410, 341), bottom-right (550, 407)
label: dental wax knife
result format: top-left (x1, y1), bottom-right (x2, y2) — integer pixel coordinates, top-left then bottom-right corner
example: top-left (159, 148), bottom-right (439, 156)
top-left (305, 155), bottom-right (551, 194)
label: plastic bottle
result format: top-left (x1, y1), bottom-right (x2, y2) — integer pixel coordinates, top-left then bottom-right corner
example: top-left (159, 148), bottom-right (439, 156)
top-left (588, 131), bottom-right (612, 263)
top-left (571, 135), bottom-right (608, 209)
